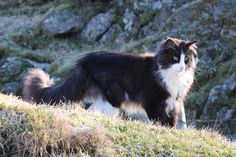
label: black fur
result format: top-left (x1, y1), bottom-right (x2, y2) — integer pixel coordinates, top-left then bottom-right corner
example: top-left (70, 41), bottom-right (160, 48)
top-left (23, 38), bottom-right (197, 127)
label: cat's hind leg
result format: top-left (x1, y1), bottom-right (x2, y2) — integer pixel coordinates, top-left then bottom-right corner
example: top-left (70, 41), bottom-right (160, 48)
top-left (86, 96), bottom-right (120, 117)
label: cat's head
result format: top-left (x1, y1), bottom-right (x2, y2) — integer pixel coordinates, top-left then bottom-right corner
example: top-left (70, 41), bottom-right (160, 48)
top-left (157, 38), bottom-right (198, 74)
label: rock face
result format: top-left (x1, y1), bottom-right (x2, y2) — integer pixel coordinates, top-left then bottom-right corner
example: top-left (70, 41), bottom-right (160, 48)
top-left (80, 11), bottom-right (114, 42)
top-left (42, 10), bottom-right (85, 36)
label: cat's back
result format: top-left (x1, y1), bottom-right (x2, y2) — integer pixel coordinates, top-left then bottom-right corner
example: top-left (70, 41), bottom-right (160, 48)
top-left (77, 51), bottom-right (155, 70)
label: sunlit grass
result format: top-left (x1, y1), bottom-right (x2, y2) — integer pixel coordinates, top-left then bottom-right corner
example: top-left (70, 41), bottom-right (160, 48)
top-left (0, 93), bottom-right (235, 157)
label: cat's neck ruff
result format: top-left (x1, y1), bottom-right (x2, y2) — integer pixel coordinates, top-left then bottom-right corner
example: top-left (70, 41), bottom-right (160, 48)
top-left (159, 67), bottom-right (194, 116)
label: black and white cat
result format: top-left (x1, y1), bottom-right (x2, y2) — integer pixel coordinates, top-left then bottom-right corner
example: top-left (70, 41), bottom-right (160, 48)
top-left (23, 38), bottom-right (198, 128)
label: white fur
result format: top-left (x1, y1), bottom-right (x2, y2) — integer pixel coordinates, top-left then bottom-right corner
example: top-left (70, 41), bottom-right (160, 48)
top-left (87, 96), bottom-right (120, 117)
top-left (122, 91), bottom-right (148, 116)
top-left (172, 53), bottom-right (186, 73)
top-left (159, 56), bottom-right (195, 116)
top-left (86, 91), bottom-right (148, 118)
top-left (125, 91), bottom-right (129, 100)
top-left (121, 101), bottom-right (148, 116)
top-left (177, 104), bottom-right (187, 129)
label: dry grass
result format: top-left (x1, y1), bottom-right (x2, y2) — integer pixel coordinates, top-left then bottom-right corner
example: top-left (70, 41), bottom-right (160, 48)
top-left (0, 93), bottom-right (236, 157)
top-left (0, 94), bottom-right (114, 156)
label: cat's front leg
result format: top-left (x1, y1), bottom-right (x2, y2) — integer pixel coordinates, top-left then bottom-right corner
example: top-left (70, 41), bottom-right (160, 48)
top-left (177, 103), bottom-right (187, 129)
top-left (144, 102), bottom-right (177, 127)
top-left (165, 109), bottom-right (180, 128)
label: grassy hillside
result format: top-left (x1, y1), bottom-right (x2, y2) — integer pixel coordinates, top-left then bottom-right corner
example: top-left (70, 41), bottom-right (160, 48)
top-left (0, 93), bottom-right (235, 157)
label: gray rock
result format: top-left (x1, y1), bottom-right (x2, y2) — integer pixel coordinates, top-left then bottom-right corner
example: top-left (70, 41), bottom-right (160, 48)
top-left (162, 0), bottom-right (173, 6)
top-left (216, 107), bottom-right (234, 123)
top-left (80, 11), bottom-right (115, 42)
top-left (230, 133), bottom-right (236, 142)
top-left (123, 9), bottom-right (136, 31)
top-left (116, 32), bottom-right (130, 45)
top-left (100, 24), bottom-right (123, 45)
top-left (2, 82), bottom-right (20, 95)
top-left (204, 73), bottom-right (236, 113)
top-left (0, 0), bottom-right (17, 8)
top-left (206, 85), bottom-right (222, 105)
top-left (153, 1), bottom-right (163, 10)
top-left (128, 113), bottom-right (149, 123)
top-left (0, 57), bottom-right (49, 94)
top-left (134, 0), bottom-right (164, 11)
top-left (42, 10), bottom-right (85, 36)
top-left (158, 153), bottom-right (176, 157)
top-left (0, 16), bottom-right (32, 37)
top-left (138, 7), bottom-right (172, 39)
top-left (208, 73), bottom-right (236, 103)
top-left (133, 0), bottom-right (152, 10)
top-left (111, 0), bottom-right (124, 6)
top-left (222, 73), bottom-right (236, 93)
top-left (26, 59), bottom-right (49, 71)
top-left (0, 57), bottom-right (31, 83)
top-left (213, 2), bottom-right (225, 22)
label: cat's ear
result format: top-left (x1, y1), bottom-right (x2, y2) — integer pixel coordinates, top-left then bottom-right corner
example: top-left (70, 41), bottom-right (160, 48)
top-left (164, 38), bottom-right (177, 48)
top-left (185, 41), bottom-right (197, 49)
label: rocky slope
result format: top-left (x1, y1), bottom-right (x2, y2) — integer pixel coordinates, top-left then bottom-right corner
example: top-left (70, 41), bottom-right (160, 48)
top-left (0, 0), bottom-right (235, 139)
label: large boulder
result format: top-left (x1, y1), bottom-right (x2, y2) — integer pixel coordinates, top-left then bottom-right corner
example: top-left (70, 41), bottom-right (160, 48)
top-left (80, 11), bottom-right (115, 42)
top-left (42, 10), bottom-right (85, 36)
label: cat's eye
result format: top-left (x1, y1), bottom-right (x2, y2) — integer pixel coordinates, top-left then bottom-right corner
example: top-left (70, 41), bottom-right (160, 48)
top-left (173, 56), bottom-right (179, 61)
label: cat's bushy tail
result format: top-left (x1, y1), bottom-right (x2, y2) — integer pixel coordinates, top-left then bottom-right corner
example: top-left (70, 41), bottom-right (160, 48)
top-left (22, 68), bottom-right (86, 104)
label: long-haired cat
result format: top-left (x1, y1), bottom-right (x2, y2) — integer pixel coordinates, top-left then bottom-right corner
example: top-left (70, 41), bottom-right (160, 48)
top-left (23, 38), bottom-right (198, 128)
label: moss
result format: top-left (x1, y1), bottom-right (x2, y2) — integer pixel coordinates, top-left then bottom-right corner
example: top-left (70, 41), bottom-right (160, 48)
top-left (54, 2), bottom-right (78, 12)
top-left (0, 44), bottom-right (53, 63)
top-left (0, 45), bottom-right (16, 56)
top-left (216, 58), bottom-right (236, 78)
top-left (11, 32), bottom-right (51, 50)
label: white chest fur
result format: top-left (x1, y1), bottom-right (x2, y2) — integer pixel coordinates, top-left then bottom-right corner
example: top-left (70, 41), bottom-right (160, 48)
top-left (159, 68), bottom-right (194, 116)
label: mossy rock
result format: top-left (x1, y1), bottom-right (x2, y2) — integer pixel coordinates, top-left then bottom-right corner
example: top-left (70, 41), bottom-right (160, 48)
top-left (0, 56), bottom-right (32, 83)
